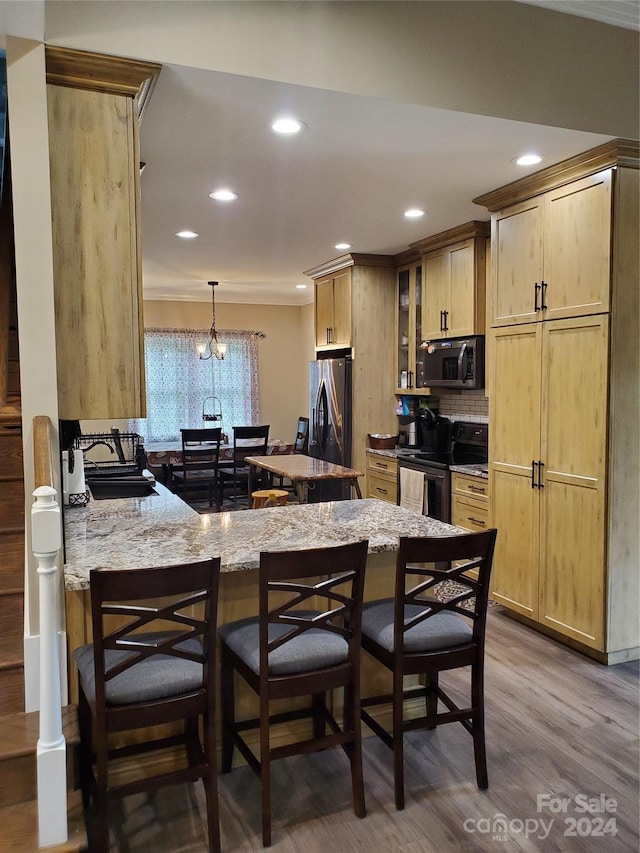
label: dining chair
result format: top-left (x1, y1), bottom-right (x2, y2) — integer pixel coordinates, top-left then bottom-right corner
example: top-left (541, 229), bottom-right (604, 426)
top-left (73, 558), bottom-right (222, 852)
top-left (360, 528), bottom-right (497, 810)
top-left (272, 416), bottom-right (309, 491)
top-left (218, 424), bottom-right (270, 505)
top-left (218, 539), bottom-right (369, 846)
top-left (171, 427), bottom-right (222, 509)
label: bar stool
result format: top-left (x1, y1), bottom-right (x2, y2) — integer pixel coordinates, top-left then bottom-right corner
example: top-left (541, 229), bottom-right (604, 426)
top-left (251, 489), bottom-right (289, 509)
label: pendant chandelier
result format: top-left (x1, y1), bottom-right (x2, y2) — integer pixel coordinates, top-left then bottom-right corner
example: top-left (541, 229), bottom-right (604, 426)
top-left (197, 281), bottom-right (227, 360)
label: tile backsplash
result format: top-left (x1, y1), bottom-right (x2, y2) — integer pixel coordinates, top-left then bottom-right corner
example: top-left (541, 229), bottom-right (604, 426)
top-left (435, 390), bottom-right (488, 423)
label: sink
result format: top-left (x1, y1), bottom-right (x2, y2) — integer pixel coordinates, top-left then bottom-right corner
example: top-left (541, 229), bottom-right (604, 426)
top-left (86, 475), bottom-right (157, 500)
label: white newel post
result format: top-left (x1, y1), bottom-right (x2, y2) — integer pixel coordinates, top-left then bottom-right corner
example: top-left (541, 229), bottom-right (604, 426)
top-left (32, 485), bottom-right (68, 848)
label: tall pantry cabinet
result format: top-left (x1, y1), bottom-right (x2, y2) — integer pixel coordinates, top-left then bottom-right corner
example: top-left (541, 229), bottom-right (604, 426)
top-left (474, 140), bottom-right (639, 663)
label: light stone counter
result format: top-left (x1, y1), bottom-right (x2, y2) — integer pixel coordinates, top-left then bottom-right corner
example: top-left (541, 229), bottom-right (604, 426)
top-left (63, 483), bottom-right (466, 591)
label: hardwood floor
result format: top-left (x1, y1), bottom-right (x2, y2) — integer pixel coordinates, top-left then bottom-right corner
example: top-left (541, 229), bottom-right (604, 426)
top-left (100, 610), bottom-right (638, 852)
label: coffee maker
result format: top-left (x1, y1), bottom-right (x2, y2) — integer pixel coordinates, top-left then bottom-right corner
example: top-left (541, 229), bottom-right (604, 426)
top-left (418, 408), bottom-right (451, 455)
top-left (398, 414), bottom-right (419, 448)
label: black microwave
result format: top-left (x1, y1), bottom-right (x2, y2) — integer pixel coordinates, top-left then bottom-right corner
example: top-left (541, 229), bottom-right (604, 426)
top-left (420, 335), bottom-right (485, 390)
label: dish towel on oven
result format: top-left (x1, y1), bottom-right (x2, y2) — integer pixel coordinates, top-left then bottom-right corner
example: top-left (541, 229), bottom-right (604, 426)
top-left (400, 467), bottom-right (425, 514)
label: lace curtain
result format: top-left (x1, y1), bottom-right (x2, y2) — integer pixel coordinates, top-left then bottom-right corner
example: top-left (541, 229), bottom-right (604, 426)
top-left (130, 328), bottom-right (261, 442)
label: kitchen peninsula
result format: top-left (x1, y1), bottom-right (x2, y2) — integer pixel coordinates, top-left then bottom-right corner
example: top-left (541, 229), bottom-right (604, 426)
top-left (63, 484), bottom-right (467, 703)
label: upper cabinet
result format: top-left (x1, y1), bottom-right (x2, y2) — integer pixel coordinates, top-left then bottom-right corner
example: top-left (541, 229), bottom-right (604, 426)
top-left (314, 269), bottom-right (352, 349)
top-left (412, 222), bottom-right (489, 342)
top-left (46, 47), bottom-right (160, 420)
top-left (394, 257), bottom-right (422, 393)
top-left (489, 169), bottom-right (612, 328)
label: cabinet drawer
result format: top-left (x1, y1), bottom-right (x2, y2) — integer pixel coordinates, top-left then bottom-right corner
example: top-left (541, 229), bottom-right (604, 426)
top-left (367, 472), bottom-right (397, 504)
top-left (452, 472), bottom-right (489, 501)
top-left (366, 454), bottom-right (398, 476)
top-left (452, 494), bottom-right (489, 532)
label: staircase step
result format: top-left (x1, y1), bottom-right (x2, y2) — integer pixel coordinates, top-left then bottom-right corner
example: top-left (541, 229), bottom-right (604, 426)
top-left (0, 789), bottom-right (87, 852)
top-left (0, 589), bottom-right (24, 639)
top-left (0, 706), bottom-right (79, 808)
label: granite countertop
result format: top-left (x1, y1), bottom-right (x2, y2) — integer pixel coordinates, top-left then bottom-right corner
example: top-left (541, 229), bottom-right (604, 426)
top-left (63, 484), bottom-right (466, 591)
top-left (449, 463), bottom-right (489, 479)
top-left (367, 448), bottom-right (489, 479)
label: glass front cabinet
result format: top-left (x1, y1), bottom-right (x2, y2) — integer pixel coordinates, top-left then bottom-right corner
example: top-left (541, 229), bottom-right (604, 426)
top-left (394, 260), bottom-right (425, 394)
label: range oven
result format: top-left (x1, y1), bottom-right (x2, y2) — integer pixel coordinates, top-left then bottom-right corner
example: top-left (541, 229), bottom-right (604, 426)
top-left (397, 421), bottom-right (488, 522)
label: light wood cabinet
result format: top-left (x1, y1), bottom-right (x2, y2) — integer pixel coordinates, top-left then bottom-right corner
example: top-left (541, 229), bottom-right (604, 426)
top-left (365, 452), bottom-right (398, 504)
top-left (491, 170), bottom-right (612, 328)
top-left (412, 221), bottom-right (489, 341)
top-left (305, 254), bottom-right (397, 477)
top-left (475, 139), bottom-right (639, 663)
top-left (314, 269), bottom-right (352, 349)
top-left (45, 47), bottom-right (160, 420)
top-left (452, 472), bottom-right (489, 532)
top-left (489, 317), bottom-right (608, 647)
top-left (394, 258), bottom-right (423, 393)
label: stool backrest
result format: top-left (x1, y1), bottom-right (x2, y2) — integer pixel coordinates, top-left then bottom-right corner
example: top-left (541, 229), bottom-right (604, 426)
top-left (258, 540), bottom-right (368, 687)
top-left (89, 558), bottom-right (221, 713)
top-left (395, 529), bottom-right (497, 654)
top-left (232, 425), bottom-right (270, 464)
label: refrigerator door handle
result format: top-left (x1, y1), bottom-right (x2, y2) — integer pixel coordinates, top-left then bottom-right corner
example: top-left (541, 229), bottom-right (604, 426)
top-left (316, 379), bottom-right (330, 454)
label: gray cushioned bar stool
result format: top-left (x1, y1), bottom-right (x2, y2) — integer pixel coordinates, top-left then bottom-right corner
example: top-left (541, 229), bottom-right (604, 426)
top-left (218, 539), bottom-right (369, 846)
top-left (74, 558), bottom-right (222, 852)
top-left (360, 528), bottom-right (497, 809)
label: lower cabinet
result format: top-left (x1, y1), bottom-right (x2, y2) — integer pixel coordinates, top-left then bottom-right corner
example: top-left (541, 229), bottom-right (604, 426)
top-left (451, 472), bottom-right (490, 533)
top-left (365, 452), bottom-right (398, 504)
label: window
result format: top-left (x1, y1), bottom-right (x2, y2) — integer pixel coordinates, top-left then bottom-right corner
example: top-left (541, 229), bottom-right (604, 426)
top-left (130, 328), bottom-right (261, 442)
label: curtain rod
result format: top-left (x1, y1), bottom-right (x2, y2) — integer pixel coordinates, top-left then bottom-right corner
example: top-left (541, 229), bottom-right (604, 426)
top-left (251, 331), bottom-right (266, 339)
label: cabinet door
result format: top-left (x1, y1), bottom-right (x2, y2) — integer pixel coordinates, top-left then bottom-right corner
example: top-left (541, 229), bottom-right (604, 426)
top-left (330, 270), bottom-right (352, 346)
top-left (447, 240), bottom-right (475, 336)
top-left (489, 325), bottom-right (542, 618)
top-left (314, 276), bottom-right (334, 347)
top-left (543, 170), bottom-right (612, 321)
top-left (394, 262), bottom-right (423, 392)
top-left (49, 86), bottom-right (145, 419)
top-left (491, 198), bottom-right (544, 327)
top-left (422, 251), bottom-right (448, 339)
top-left (538, 316), bottom-right (608, 649)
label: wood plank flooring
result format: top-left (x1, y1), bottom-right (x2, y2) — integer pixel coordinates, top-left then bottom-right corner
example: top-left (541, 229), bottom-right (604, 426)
top-left (98, 609), bottom-right (638, 852)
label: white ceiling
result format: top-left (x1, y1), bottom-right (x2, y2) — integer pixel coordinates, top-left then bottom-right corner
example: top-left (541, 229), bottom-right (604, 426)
top-left (139, 0), bottom-right (634, 307)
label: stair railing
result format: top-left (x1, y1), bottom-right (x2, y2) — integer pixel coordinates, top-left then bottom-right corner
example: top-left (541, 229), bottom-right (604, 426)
top-left (32, 414), bottom-right (67, 847)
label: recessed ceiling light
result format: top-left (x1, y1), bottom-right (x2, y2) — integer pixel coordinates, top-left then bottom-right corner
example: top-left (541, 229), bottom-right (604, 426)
top-left (209, 189), bottom-right (239, 201)
top-left (515, 153), bottom-right (542, 166)
top-left (404, 209), bottom-right (424, 219)
top-left (296, 284), bottom-right (308, 289)
top-left (271, 117), bottom-right (305, 135)
top-left (335, 242), bottom-right (351, 251)
top-left (175, 230), bottom-right (199, 239)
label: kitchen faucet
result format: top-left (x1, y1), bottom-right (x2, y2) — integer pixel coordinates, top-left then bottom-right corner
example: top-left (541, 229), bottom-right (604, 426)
top-left (83, 440), bottom-right (115, 454)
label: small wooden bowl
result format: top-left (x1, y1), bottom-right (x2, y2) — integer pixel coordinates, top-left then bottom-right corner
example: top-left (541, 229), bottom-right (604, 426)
top-left (368, 433), bottom-right (399, 449)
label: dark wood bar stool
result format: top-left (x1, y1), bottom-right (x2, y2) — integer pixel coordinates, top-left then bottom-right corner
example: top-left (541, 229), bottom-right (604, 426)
top-left (73, 558), bottom-right (222, 852)
top-left (360, 528), bottom-right (497, 809)
top-left (218, 539), bottom-right (369, 846)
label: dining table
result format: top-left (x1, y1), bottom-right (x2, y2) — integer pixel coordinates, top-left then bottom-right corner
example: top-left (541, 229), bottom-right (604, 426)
top-left (145, 438), bottom-right (294, 482)
top-left (244, 453), bottom-right (364, 504)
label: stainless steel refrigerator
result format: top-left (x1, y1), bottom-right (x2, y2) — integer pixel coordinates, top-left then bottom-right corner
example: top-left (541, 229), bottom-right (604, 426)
top-left (309, 358), bottom-right (352, 498)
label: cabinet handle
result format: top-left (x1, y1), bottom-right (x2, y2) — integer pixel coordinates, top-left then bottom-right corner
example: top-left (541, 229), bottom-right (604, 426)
top-left (374, 461), bottom-right (389, 469)
top-left (327, 327), bottom-right (333, 344)
top-left (439, 310), bottom-right (444, 332)
top-left (541, 281), bottom-right (548, 310)
top-left (537, 460), bottom-right (544, 488)
top-left (534, 282), bottom-right (541, 312)
top-left (408, 370), bottom-right (413, 388)
top-left (468, 484), bottom-right (486, 493)
top-left (467, 516), bottom-right (486, 526)
top-left (442, 310), bottom-right (448, 332)
top-left (531, 460), bottom-right (538, 488)
top-left (375, 487), bottom-right (389, 495)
